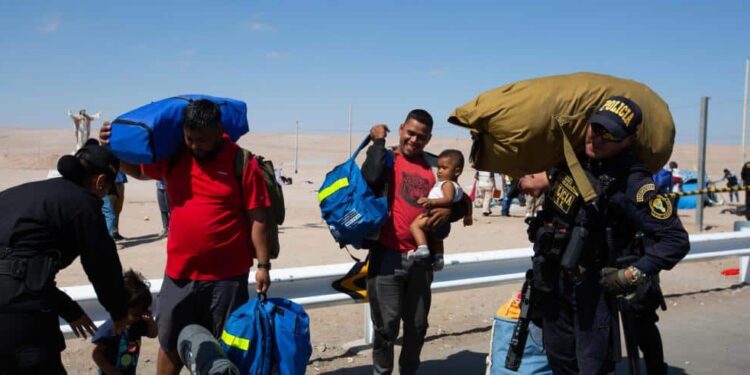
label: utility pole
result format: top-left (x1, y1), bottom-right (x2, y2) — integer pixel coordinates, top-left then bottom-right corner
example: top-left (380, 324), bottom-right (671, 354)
top-left (295, 120), bottom-right (299, 174)
top-left (742, 58), bottom-right (749, 165)
top-left (697, 97), bottom-right (709, 232)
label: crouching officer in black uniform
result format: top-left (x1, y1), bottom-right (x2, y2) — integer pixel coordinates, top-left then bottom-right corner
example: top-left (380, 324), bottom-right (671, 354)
top-left (0, 141), bottom-right (129, 374)
top-left (519, 96), bottom-right (690, 375)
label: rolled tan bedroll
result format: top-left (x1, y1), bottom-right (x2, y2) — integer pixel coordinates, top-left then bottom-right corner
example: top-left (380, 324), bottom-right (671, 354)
top-left (448, 72), bottom-right (675, 202)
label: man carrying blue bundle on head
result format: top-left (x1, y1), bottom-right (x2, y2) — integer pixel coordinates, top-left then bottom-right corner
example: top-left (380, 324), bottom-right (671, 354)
top-left (100, 99), bottom-right (272, 375)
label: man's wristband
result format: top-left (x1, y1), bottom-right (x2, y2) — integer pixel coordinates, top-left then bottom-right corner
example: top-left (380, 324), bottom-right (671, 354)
top-left (257, 263), bottom-right (272, 270)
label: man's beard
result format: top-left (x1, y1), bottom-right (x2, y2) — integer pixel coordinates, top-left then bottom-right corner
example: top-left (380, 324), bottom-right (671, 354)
top-left (191, 143), bottom-right (221, 161)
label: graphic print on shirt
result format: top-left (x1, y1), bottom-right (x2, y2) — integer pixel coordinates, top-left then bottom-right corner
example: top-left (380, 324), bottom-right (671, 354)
top-left (114, 333), bottom-right (140, 373)
top-left (399, 172), bottom-right (431, 208)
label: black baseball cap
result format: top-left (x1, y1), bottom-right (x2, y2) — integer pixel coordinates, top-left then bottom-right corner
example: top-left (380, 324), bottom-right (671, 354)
top-left (588, 96), bottom-right (643, 141)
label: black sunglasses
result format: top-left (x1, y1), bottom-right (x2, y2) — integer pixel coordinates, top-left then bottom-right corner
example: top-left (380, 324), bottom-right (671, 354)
top-left (591, 125), bottom-right (625, 143)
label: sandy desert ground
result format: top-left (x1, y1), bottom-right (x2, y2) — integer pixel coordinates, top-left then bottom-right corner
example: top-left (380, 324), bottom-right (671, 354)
top-left (0, 127), bottom-right (747, 374)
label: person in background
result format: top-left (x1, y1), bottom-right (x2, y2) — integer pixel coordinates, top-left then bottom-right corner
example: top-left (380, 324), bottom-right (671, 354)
top-left (670, 162), bottom-right (682, 209)
top-left (653, 162), bottom-right (674, 195)
top-left (722, 168), bottom-right (740, 203)
top-left (110, 171), bottom-right (128, 241)
top-left (100, 99), bottom-right (272, 375)
top-left (156, 180), bottom-right (169, 239)
top-left (501, 178), bottom-right (521, 217)
top-left (103, 193), bottom-right (116, 237)
top-left (92, 269), bottom-right (158, 375)
top-left (742, 162), bottom-right (750, 219)
top-left (525, 192), bottom-right (544, 218)
top-left (475, 170), bottom-right (496, 216)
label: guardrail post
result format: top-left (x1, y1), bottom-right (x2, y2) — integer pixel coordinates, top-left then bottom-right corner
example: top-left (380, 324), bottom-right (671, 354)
top-left (740, 256), bottom-right (750, 284)
top-left (364, 303), bottom-right (374, 345)
top-left (734, 221), bottom-right (750, 284)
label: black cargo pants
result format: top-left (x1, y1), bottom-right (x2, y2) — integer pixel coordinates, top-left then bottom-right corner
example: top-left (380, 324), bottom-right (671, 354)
top-left (0, 311), bottom-right (66, 374)
top-left (540, 270), bottom-right (615, 375)
top-left (366, 245), bottom-right (433, 375)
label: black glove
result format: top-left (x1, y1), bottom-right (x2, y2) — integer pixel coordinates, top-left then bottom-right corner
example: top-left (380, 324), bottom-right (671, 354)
top-left (432, 254), bottom-right (445, 272)
top-left (599, 267), bottom-right (635, 295)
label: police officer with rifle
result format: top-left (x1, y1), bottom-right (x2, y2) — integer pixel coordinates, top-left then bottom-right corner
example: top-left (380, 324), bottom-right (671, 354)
top-left (515, 97), bottom-right (689, 375)
top-left (0, 141), bottom-right (128, 374)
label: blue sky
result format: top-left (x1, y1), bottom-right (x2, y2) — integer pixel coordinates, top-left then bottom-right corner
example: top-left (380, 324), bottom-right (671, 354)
top-left (1, 0), bottom-right (748, 144)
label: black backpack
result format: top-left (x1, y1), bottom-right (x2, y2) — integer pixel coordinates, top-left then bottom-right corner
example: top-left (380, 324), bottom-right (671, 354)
top-left (235, 147), bottom-right (284, 259)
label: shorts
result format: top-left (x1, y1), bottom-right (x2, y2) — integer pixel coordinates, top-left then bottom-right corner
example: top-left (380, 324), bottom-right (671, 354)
top-left (156, 273), bottom-right (249, 352)
top-left (430, 222), bottom-right (451, 240)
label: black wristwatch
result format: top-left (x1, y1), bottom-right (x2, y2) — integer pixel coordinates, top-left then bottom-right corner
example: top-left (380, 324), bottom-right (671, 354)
top-left (257, 263), bottom-right (272, 270)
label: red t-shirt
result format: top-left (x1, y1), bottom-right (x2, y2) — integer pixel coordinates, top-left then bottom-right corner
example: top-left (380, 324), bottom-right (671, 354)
top-left (142, 139), bottom-right (270, 280)
top-left (379, 153), bottom-right (435, 252)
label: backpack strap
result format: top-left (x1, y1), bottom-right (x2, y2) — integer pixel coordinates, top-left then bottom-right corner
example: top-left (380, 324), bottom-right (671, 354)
top-left (351, 136), bottom-right (373, 160)
top-left (234, 147), bottom-right (252, 205)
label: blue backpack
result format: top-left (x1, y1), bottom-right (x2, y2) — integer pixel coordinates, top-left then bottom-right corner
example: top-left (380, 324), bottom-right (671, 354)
top-left (221, 295), bottom-right (312, 375)
top-left (109, 94), bottom-right (249, 164)
top-left (264, 297), bottom-right (312, 375)
top-left (318, 136), bottom-right (392, 249)
top-left (220, 296), bottom-right (273, 375)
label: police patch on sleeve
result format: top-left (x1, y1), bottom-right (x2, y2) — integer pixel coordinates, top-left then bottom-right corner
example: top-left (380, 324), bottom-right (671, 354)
top-left (636, 183), bottom-right (656, 203)
top-left (649, 195), bottom-right (673, 220)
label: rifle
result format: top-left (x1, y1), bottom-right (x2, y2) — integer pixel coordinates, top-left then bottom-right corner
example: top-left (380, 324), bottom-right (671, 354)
top-left (606, 228), bottom-right (640, 375)
top-left (505, 269), bottom-right (535, 371)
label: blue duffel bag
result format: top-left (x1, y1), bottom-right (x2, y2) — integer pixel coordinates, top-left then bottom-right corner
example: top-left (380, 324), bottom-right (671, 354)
top-left (109, 94), bottom-right (249, 164)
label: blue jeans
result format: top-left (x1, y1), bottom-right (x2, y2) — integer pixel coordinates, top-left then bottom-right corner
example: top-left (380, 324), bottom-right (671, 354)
top-left (102, 195), bottom-right (115, 237)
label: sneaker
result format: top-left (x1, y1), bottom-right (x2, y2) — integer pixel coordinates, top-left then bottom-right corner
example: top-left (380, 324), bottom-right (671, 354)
top-left (482, 212), bottom-right (491, 216)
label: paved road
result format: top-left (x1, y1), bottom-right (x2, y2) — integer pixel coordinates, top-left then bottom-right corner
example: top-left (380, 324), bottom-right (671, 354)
top-left (61, 259), bottom-right (748, 374)
top-left (313, 259), bottom-right (750, 374)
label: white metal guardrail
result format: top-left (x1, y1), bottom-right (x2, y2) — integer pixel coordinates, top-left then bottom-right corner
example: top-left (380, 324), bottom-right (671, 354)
top-left (60, 230), bottom-right (750, 338)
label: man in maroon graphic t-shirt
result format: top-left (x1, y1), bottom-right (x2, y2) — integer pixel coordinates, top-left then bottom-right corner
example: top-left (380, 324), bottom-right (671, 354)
top-left (361, 109), bottom-right (466, 375)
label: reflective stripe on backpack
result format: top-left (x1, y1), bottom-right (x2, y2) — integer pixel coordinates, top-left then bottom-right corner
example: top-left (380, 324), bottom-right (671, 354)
top-left (221, 329), bottom-right (250, 351)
